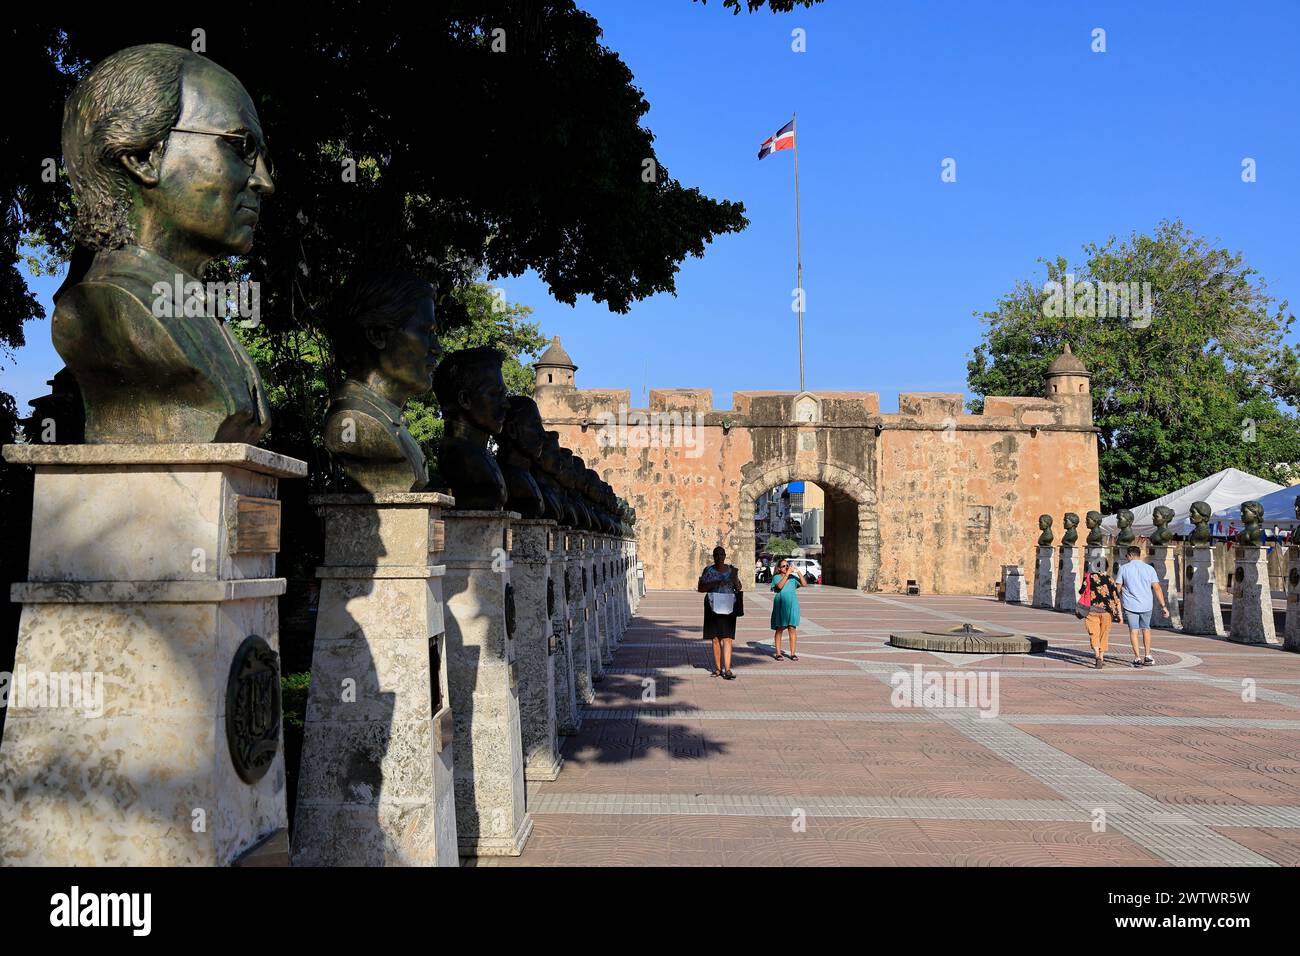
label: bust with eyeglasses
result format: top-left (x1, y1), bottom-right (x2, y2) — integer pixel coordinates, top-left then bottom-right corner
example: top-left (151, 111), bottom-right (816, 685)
top-left (52, 43), bottom-right (275, 443)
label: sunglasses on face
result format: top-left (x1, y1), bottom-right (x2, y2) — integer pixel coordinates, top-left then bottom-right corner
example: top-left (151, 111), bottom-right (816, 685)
top-left (170, 126), bottom-right (274, 177)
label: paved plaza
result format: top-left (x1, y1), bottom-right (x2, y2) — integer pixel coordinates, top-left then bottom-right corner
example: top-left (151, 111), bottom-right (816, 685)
top-left (487, 586), bottom-right (1300, 866)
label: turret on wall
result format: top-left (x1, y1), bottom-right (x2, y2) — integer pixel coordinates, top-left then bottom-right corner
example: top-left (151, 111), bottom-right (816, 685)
top-left (1044, 343), bottom-right (1093, 427)
top-left (534, 336), bottom-right (578, 389)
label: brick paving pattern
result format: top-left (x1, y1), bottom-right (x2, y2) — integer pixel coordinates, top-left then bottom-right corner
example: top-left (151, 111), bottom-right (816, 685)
top-left (483, 587), bottom-right (1300, 866)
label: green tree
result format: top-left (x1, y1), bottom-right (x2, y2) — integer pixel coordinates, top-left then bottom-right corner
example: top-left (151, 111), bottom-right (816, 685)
top-left (766, 536), bottom-right (799, 557)
top-left (967, 220), bottom-right (1300, 512)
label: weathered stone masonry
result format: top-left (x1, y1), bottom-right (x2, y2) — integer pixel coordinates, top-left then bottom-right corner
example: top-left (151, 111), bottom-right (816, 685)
top-left (535, 339), bottom-right (1099, 594)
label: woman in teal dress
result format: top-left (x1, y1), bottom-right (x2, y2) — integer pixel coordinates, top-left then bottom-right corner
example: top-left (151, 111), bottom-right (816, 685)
top-left (770, 558), bottom-right (804, 661)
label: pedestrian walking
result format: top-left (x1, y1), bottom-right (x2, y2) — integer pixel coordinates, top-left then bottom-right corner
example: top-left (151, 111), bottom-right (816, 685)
top-left (1078, 560), bottom-right (1122, 669)
top-left (770, 557), bottom-right (804, 660)
top-left (1115, 546), bottom-right (1170, 667)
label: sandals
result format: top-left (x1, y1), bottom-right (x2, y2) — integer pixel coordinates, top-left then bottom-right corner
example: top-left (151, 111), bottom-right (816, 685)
top-left (722, 670), bottom-right (737, 680)
top-left (788, 654), bottom-right (798, 661)
top-left (773, 652), bottom-right (784, 661)
top-left (710, 668), bottom-right (721, 677)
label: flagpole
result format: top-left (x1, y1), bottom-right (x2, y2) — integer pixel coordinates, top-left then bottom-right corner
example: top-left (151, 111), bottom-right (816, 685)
top-left (793, 112), bottom-right (804, 392)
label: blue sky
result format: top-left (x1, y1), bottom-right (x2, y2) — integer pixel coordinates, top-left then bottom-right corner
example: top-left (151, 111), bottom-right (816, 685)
top-left (4, 0), bottom-right (1298, 413)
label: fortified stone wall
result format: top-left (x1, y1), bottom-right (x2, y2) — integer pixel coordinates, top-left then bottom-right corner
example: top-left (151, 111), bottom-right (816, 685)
top-left (535, 344), bottom-right (1100, 594)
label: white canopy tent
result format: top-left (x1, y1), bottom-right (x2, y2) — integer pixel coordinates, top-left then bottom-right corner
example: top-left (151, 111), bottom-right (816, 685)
top-left (1099, 468), bottom-right (1284, 537)
top-left (1209, 481), bottom-right (1300, 528)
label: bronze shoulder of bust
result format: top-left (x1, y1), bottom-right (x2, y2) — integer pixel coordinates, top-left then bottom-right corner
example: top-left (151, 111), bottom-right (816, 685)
top-left (53, 270), bottom-right (269, 444)
top-left (439, 432), bottom-right (507, 509)
top-left (324, 387), bottom-right (427, 493)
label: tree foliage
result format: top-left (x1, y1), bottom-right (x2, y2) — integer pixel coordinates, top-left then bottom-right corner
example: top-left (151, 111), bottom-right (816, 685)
top-left (967, 220), bottom-right (1300, 512)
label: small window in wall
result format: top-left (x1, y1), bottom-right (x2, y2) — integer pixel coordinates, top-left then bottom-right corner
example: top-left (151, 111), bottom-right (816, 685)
top-left (548, 373), bottom-right (553, 383)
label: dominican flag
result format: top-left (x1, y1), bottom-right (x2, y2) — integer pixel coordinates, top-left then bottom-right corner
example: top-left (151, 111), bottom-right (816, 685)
top-left (757, 119), bottom-right (795, 159)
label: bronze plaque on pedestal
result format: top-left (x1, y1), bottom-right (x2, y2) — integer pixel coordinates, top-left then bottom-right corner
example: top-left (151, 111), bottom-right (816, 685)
top-left (231, 496), bottom-right (281, 554)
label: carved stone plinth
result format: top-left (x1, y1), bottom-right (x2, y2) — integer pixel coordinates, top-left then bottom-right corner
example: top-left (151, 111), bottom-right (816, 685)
top-left (1001, 565), bottom-right (1027, 604)
top-left (1285, 547), bottom-right (1300, 653)
top-left (583, 540), bottom-right (608, 674)
top-left (1228, 546), bottom-right (1280, 645)
top-left (443, 511), bottom-right (532, 857)
top-left (1031, 546), bottom-right (1056, 609)
top-left (566, 533), bottom-right (595, 705)
top-left (0, 443), bottom-right (304, 865)
top-left (512, 519), bottom-right (562, 782)
top-left (1055, 546), bottom-right (1081, 613)
top-left (1150, 546), bottom-right (1182, 630)
top-left (292, 492), bottom-right (457, 867)
top-left (1182, 545), bottom-right (1225, 637)
top-left (598, 538), bottom-right (615, 663)
top-left (550, 529), bottom-right (580, 734)
top-left (1081, 546), bottom-right (1108, 577)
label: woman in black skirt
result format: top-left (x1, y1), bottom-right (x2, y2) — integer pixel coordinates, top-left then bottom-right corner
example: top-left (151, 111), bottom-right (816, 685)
top-left (698, 546), bottom-right (742, 680)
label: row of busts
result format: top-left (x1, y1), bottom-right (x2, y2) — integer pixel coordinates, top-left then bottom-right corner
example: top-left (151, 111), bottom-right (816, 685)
top-left (316, 297), bottom-right (636, 534)
top-left (1036, 498), bottom-right (1292, 549)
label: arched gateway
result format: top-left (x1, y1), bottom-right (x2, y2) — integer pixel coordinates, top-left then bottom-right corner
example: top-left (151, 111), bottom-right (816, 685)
top-left (536, 338), bottom-right (1099, 594)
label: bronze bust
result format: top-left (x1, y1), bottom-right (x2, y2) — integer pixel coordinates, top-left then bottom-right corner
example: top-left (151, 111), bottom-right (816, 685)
top-left (433, 346), bottom-right (508, 510)
top-left (1037, 514), bottom-right (1053, 547)
top-left (1150, 505), bottom-right (1175, 546)
top-left (55, 44), bottom-right (274, 443)
top-left (1085, 511), bottom-right (1104, 547)
top-left (535, 431), bottom-right (569, 524)
top-left (323, 273), bottom-right (440, 493)
top-left (498, 396), bottom-right (546, 518)
top-left (553, 445), bottom-right (582, 527)
top-left (1061, 512), bottom-right (1079, 547)
top-left (1188, 500), bottom-right (1213, 545)
top-left (1239, 500), bottom-right (1265, 545)
top-left (1115, 509), bottom-right (1136, 546)
top-left (565, 455), bottom-right (594, 530)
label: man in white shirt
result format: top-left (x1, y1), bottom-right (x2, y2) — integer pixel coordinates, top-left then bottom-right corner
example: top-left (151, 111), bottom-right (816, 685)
top-left (1115, 546), bottom-right (1170, 667)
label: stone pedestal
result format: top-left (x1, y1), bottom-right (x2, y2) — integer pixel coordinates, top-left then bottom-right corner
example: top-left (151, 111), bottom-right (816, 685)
top-left (1084, 545), bottom-right (1109, 576)
top-left (1182, 545), bottom-right (1225, 637)
top-left (442, 511), bottom-right (532, 857)
top-left (512, 519), bottom-right (562, 782)
top-left (550, 529), bottom-right (580, 734)
top-left (598, 535), bottom-right (613, 660)
top-left (1054, 546), bottom-right (1081, 613)
top-left (292, 492), bottom-right (457, 867)
top-left (1228, 546), bottom-right (1280, 645)
top-left (1031, 546), bottom-right (1056, 609)
top-left (582, 538), bottom-right (606, 680)
top-left (616, 542), bottom-right (631, 635)
top-left (0, 443), bottom-right (304, 865)
top-left (1150, 546), bottom-right (1182, 630)
top-left (1284, 547), bottom-right (1300, 653)
top-left (566, 534), bottom-right (595, 705)
top-left (1001, 565), bottom-right (1027, 603)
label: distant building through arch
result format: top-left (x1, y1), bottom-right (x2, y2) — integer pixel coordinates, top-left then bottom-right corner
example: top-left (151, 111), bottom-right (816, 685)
top-left (536, 338), bottom-right (1100, 593)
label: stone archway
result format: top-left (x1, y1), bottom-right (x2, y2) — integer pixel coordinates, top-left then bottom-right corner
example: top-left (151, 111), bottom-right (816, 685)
top-left (735, 458), bottom-right (880, 591)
